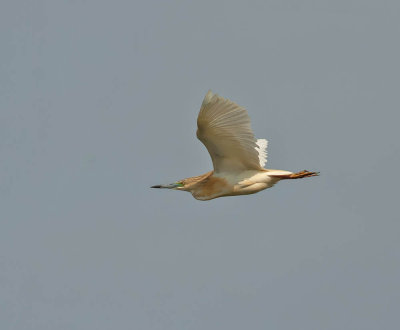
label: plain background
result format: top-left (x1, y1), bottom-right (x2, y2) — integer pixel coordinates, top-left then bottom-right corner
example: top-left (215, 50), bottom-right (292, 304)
top-left (1, 0), bottom-right (400, 329)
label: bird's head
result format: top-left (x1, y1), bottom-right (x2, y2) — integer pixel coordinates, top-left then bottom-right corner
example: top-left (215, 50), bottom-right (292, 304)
top-left (151, 172), bottom-right (213, 193)
top-left (151, 181), bottom-right (186, 190)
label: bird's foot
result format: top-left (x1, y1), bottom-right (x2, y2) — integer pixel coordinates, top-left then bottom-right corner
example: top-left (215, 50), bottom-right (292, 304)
top-left (289, 170), bottom-right (319, 179)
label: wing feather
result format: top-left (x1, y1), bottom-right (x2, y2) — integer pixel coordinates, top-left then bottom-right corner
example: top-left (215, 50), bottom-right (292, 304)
top-left (196, 90), bottom-right (265, 173)
top-left (256, 139), bottom-right (268, 168)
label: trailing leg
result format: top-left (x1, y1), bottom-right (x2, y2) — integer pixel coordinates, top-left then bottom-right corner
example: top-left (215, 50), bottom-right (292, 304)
top-left (269, 170), bottom-right (319, 180)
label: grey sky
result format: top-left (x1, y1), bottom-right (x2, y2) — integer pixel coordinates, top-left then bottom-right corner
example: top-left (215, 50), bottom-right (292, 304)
top-left (1, 0), bottom-right (400, 329)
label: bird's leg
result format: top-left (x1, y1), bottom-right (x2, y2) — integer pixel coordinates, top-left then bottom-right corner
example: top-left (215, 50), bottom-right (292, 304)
top-left (289, 170), bottom-right (319, 179)
top-left (273, 170), bottom-right (319, 179)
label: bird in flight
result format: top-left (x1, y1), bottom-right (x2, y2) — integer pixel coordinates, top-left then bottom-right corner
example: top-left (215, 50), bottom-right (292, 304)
top-left (152, 90), bottom-right (318, 200)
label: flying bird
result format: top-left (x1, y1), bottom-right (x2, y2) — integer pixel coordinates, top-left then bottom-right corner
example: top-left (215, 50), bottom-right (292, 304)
top-left (151, 90), bottom-right (318, 200)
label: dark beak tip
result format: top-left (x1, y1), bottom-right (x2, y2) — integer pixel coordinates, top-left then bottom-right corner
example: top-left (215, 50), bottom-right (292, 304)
top-left (151, 185), bottom-right (161, 188)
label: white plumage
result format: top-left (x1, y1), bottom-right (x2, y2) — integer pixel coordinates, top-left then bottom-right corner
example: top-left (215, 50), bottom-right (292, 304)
top-left (256, 139), bottom-right (268, 167)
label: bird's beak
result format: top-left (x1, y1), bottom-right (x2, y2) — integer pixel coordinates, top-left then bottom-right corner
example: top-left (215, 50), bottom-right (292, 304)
top-left (151, 183), bottom-right (182, 189)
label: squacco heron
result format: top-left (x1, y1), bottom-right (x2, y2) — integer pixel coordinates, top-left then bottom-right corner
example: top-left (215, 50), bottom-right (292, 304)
top-left (152, 91), bottom-right (318, 201)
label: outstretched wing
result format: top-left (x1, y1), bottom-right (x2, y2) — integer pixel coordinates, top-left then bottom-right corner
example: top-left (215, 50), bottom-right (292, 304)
top-left (196, 90), bottom-right (266, 173)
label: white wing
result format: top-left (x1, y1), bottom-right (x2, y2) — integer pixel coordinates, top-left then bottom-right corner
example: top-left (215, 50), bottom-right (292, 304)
top-left (256, 139), bottom-right (268, 168)
top-left (196, 90), bottom-right (266, 173)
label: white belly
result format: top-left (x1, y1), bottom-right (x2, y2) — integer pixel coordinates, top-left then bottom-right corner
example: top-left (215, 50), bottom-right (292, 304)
top-left (214, 170), bottom-right (292, 196)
